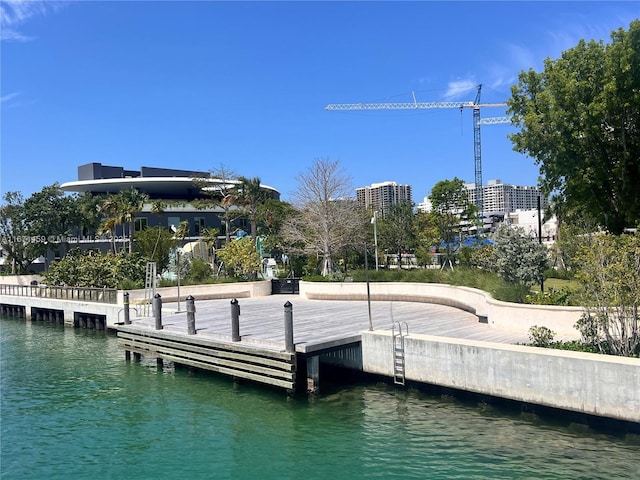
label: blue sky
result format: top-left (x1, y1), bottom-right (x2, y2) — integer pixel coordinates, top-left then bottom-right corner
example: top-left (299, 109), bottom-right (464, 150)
top-left (1, 1), bottom-right (638, 203)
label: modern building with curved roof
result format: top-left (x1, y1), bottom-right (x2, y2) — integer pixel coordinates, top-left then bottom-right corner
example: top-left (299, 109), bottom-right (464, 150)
top-left (60, 162), bottom-right (280, 242)
top-left (61, 162), bottom-right (279, 201)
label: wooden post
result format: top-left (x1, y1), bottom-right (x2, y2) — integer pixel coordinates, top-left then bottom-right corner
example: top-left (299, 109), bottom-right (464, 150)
top-left (307, 355), bottom-right (319, 394)
top-left (186, 295), bottom-right (196, 335)
top-left (284, 301), bottom-right (294, 353)
top-left (123, 291), bottom-right (131, 325)
top-left (153, 293), bottom-right (163, 330)
top-left (230, 298), bottom-right (240, 342)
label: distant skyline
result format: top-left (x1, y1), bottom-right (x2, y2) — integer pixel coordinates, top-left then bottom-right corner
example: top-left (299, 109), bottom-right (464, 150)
top-left (2, 1), bottom-right (638, 202)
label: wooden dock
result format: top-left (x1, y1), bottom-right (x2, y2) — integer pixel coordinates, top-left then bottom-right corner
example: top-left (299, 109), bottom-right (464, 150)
top-left (116, 295), bottom-right (530, 393)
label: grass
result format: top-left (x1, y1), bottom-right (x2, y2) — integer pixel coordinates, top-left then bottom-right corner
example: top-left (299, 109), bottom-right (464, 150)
top-left (531, 277), bottom-right (580, 294)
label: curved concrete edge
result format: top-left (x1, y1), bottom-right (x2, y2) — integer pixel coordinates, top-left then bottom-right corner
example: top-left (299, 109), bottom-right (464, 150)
top-left (122, 280), bottom-right (272, 304)
top-left (299, 281), bottom-right (584, 339)
top-left (362, 330), bottom-right (640, 423)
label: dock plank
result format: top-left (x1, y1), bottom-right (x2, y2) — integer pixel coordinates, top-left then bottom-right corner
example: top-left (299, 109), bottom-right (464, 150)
top-left (128, 295), bottom-right (531, 351)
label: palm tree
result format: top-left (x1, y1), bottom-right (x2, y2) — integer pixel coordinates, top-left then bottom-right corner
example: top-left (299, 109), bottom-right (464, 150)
top-left (119, 188), bottom-right (149, 253)
top-left (236, 176), bottom-right (265, 248)
top-left (100, 194), bottom-right (126, 252)
top-left (192, 165), bottom-right (239, 246)
top-left (100, 188), bottom-right (149, 253)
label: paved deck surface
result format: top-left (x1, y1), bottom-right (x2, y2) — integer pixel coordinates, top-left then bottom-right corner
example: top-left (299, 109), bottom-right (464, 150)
top-left (129, 295), bottom-right (530, 352)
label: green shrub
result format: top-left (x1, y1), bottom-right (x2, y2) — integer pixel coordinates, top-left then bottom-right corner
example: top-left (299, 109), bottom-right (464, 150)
top-left (528, 325), bottom-right (556, 347)
top-left (525, 288), bottom-right (572, 306)
top-left (544, 268), bottom-right (573, 280)
top-left (44, 249), bottom-right (146, 289)
top-left (188, 257), bottom-right (213, 283)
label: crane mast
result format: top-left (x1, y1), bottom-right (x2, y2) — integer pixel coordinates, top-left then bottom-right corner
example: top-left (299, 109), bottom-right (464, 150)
top-left (325, 84), bottom-right (509, 214)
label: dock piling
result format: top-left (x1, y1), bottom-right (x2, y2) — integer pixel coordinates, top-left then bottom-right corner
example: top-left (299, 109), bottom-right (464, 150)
top-left (307, 356), bottom-right (320, 394)
top-left (153, 294), bottom-right (163, 330)
top-left (187, 295), bottom-right (196, 335)
top-left (231, 298), bottom-right (240, 341)
top-left (124, 292), bottom-right (131, 325)
top-left (284, 301), bottom-right (294, 353)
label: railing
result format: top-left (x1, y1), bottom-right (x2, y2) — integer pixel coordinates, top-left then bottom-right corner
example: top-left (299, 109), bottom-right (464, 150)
top-left (0, 284), bottom-right (118, 304)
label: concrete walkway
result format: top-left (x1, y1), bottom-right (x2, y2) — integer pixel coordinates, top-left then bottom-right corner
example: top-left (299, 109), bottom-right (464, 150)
top-left (131, 295), bottom-right (531, 352)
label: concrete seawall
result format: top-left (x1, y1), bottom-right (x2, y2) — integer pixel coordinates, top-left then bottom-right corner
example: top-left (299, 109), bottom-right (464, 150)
top-left (0, 280), bottom-right (272, 328)
top-left (362, 330), bottom-right (640, 423)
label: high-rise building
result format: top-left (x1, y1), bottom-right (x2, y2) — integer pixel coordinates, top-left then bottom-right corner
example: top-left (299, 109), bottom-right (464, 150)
top-left (356, 181), bottom-right (412, 216)
top-left (465, 179), bottom-right (546, 214)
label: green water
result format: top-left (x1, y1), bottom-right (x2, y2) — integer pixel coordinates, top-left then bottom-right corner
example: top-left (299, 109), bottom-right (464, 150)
top-left (1, 318), bottom-right (638, 479)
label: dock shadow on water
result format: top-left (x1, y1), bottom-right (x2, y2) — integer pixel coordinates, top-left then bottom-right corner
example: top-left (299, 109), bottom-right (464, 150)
top-left (1, 317), bottom-right (639, 480)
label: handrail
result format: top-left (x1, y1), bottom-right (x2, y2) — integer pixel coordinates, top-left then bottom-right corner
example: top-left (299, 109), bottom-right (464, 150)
top-left (0, 284), bottom-right (118, 304)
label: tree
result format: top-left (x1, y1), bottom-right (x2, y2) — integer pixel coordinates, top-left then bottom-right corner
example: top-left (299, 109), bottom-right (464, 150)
top-left (413, 210), bottom-right (440, 267)
top-left (99, 194), bottom-right (126, 252)
top-left (282, 157), bottom-right (366, 276)
top-left (23, 183), bottom-right (83, 257)
top-left (235, 176), bottom-right (267, 247)
top-left (119, 188), bottom-right (149, 253)
top-left (574, 233), bottom-right (640, 357)
top-left (99, 188), bottom-right (149, 253)
top-left (216, 236), bottom-right (261, 280)
top-left (0, 192), bottom-right (42, 273)
top-left (428, 178), bottom-right (477, 268)
top-left (377, 201), bottom-right (416, 269)
top-left (508, 21), bottom-right (640, 234)
top-left (135, 226), bottom-right (177, 274)
top-left (194, 164), bottom-right (240, 245)
top-left (43, 249), bottom-right (146, 289)
top-left (76, 193), bottom-right (103, 239)
top-left (258, 199), bottom-right (295, 255)
top-left (491, 223), bottom-right (548, 291)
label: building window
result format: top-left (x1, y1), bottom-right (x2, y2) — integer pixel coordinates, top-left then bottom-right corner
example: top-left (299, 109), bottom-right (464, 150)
top-left (194, 217), bottom-right (205, 236)
top-left (134, 217), bottom-right (148, 232)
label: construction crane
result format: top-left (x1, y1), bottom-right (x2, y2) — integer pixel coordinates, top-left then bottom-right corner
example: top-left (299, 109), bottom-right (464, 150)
top-left (325, 84), bottom-right (510, 211)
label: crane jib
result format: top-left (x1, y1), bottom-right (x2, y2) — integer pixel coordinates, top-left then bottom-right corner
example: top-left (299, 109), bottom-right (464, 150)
top-left (324, 102), bottom-right (506, 111)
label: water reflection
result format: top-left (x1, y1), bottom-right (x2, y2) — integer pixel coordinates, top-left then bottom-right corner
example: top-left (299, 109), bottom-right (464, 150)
top-left (1, 317), bottom-right (638, 480)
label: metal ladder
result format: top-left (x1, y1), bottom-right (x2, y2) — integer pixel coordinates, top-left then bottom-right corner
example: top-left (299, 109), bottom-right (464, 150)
top-left (142, 262), bottom-right (157, 317)
top-left (392, 321), bottom-right (408, 385)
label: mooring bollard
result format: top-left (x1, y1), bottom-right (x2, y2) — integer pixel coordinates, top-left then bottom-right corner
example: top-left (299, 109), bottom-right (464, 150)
top-left (231, 298), bottom-right (240, 342)
top-left (123, 291), bottom-right (131, 325)
top-left (284, 301), bottom-right (294, 353)
top-left (186, 295), bottom-right (196, 335)
top-left (153, 293), bottom-right (163, 330)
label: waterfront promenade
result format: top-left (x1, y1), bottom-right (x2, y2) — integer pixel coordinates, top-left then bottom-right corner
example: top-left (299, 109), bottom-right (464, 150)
top-left (129, 294), bottom-right (531, 352)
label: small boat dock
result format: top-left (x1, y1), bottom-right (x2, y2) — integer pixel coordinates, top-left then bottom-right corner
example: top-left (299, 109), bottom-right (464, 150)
top-left (116, 295), bottom-right (529, 394)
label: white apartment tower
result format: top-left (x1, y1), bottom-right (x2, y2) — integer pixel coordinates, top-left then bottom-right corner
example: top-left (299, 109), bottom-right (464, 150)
top-left (465, 179), bottom-right (546, 214)
top-left (356, 181), bottom-right (413, 216)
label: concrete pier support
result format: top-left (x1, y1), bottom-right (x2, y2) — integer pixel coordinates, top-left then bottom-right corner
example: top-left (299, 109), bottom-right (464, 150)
top-left (306, 355), bottom-right (320, 394)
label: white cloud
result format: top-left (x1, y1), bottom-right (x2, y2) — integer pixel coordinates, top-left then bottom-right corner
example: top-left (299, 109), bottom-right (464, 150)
top-left (481, 11), bottom-right (638, 94)
top-left (444, 79), bottom-right (477, 100)
top-left (1, 91), bottom-right (21, 103)
top-left (0, 0), bottom-right (67, 42)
